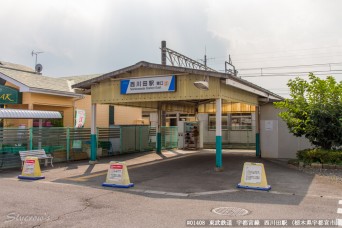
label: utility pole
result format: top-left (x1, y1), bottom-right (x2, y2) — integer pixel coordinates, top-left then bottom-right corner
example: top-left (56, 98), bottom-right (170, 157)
top-left (204, 54), bottom-right (207, 69)
top-left (201, 46), bottom-right (214, 71)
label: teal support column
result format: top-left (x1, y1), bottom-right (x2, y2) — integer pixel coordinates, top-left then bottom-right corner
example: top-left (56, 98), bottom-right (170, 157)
top-left (29, 127), bottom-right (33, 150)
top-left (90, 134), bottom-right (97, 161)
top-left (66, 127), bottom-right (70, 161)
top-left (216, 136), bottom-right (222, 167)
top-left (90, 103), bottom-right (97, 163)
top-left (156, 132), bottom-right (162, 153)
top-left (215, 98), bottom-right (223, 171)
top-left (256, 133), bottom-right (260, 157)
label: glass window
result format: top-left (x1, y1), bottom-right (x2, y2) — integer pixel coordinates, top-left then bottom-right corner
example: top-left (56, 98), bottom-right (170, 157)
top-left (230, 113), bottom-right (252, 130)
top-left (208, 115), bottom-right (216, 130)
top-left (209, 113), bottom-right (253, 131)
top-left (33, 112), bottom-right (64, 127)
top-left (208, 114), bottom-right (228, 130)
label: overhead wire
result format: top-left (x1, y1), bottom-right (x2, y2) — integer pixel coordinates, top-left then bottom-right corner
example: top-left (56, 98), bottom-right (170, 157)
top-left (239, 70), bottom-right (342, 77)
top-left (237, 62), bottom-right (342, 71)
top-left (203, 44), bottom-right (342, 70)
top-left (199, 44), bottom-right (342, 61)
top-left (222, 45), bottom-right (342, 58)
top-left (201, 46), bottom-right (342, 96)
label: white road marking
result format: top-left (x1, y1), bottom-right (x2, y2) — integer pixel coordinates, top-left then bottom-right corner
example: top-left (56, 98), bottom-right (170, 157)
top-left (144, 190), bottom-right (167, 195)
top-left (190, 189), bottom-right (238, 197)
top-left (338, 200), bottom-right (342, 227)
top-left (337, 219), bottom-right (342, 227)
top-left (141, 190), bottom-right (189, 197)
top-left (164, 192), bottom-right (189, 197)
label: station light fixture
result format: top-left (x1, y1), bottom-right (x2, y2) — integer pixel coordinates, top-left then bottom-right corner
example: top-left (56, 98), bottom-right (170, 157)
top-left (193, 80), bottom-right (209, 90)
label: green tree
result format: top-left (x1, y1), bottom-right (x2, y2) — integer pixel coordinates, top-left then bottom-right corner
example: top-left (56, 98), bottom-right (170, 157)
top-left (274, 73), bottom-right (342, 149)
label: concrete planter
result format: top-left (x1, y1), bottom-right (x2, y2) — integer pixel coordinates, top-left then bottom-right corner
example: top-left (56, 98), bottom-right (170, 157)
top-left (322, 164), bottom-right (336, 169)
top-left (310, 163), bottom-right (322, 168)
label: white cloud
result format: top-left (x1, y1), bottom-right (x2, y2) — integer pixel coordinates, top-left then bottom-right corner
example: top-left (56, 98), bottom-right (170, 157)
top-left (0, 0), bottom-right (341, 95)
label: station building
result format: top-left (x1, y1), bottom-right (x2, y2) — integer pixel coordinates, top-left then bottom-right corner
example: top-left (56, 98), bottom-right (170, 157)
top-left (0, 56), bottom-right (311, 160)
top-left (0, 60), bottom-right (260, 150)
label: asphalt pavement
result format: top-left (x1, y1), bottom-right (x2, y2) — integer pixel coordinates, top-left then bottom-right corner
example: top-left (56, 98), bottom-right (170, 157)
top-left (0, 149), bottom-right (341, 228)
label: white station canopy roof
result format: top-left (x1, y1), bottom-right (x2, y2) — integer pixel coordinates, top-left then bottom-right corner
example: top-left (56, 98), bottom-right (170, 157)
top-left (0, 109), bottom-right (62, 119)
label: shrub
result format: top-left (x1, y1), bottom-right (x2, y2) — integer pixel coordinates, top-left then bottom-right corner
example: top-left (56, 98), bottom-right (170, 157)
top-left (296, 148), bottom-right (342, 164)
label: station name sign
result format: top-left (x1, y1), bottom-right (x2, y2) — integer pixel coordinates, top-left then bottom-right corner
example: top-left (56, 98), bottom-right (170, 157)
top-left (120, 75), bottom-right (176, 94)
top-left (0, 85), bottom-right (22, 104)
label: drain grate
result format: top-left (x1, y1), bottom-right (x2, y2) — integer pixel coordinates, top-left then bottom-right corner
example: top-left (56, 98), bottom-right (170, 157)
top-left (212, 207), bottom-right (250, 216)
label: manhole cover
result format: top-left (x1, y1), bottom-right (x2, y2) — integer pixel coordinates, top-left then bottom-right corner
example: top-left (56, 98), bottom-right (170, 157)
top-left (212, 207), bottom-right (250, 216)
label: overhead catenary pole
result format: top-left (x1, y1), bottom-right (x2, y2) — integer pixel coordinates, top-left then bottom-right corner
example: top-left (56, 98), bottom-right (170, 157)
top-left (159, 41), bottom-right (166, 154)
top-left (161, 41), bottom-right (167, 65)
top-left (160, 42), bottom-right (216, 72)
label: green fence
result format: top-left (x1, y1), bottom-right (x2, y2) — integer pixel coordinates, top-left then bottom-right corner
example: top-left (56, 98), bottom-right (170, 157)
top-left (161, 126), bottom-right (178, 149)
top-left (0, 128), bottom-right (31, 169)
top-left (0, 126), bottom-right (178, 169)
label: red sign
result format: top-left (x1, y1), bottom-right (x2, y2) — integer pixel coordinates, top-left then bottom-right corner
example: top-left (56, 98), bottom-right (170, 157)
top-left (110, 164), bottom-right (123, 169)
top-left (25, 160), bottom-right (35, 164)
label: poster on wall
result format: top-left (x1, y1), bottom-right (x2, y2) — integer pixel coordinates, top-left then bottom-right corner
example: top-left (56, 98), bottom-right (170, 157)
top-left (75, 109), bottom-right (86, 128)
top-left (73, 109), bottom-right (86, 149)
top-left (265, 120), bottom-right (273, 131)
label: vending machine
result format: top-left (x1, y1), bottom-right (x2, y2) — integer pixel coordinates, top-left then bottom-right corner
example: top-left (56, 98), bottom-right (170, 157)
top-left (178, 121), bottom-right (203, 149)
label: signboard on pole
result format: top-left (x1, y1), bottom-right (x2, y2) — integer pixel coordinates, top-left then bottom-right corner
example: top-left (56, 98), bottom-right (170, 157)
top-left (120, 75), bottom-right (176, 94)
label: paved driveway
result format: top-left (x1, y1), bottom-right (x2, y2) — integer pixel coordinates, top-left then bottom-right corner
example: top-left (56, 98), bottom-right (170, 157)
top-left (1, 150), bottom-right (341, 227)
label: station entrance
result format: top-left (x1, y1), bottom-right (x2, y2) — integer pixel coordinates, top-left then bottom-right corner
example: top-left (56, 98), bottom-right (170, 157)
top-left (143, 101), bottom-right (257, 150)
top-left (73, 60), bottom-right (281, 170)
